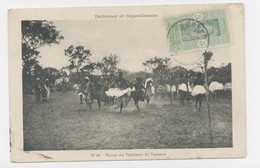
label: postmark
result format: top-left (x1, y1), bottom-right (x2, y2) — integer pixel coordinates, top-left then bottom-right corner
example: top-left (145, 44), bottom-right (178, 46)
top-left (165, 7), bottom-right (231, 53)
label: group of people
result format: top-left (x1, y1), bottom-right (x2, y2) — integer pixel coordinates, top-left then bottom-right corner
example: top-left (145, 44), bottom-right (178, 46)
top-left (34, 78), bottom-right (51, 103)
top-left (77, 71), bottom-right (232, 112)
top-left (78, 72), bottom-right (155, 111)
top-left (77, 71), bottom-right (225, 112)
top-left (54, 77), bottom-right (69, 93)
top-left (35, 71), bottom-right (230, 112)
top-left (167, 72), bottom-right (231, 111)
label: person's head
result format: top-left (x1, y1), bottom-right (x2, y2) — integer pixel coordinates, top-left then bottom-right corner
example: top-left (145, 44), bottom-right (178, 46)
top-left (119, 72), bottom-right (123, 78)
top-left (36, 78), bottom-right (40, 82)
top-left (145, 74), bottom-right (149, 79)
top-left (136, 77), bottom-right (142, 83)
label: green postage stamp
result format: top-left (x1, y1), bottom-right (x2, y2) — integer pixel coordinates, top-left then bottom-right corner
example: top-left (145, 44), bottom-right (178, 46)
top-left (165, 7), bottom-right (231, 53)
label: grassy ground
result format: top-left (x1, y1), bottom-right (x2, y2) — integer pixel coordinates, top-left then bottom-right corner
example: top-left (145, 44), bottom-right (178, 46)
top-left (23, 91), bottom-right (232, 150)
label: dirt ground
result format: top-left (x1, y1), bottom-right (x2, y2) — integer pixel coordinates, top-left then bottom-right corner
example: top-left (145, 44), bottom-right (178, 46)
top-left (23, 91), bottom-right (232, 150)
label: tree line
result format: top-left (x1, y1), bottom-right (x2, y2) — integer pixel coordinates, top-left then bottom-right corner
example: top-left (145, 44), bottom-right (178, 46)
top-left (22, 20), bottom-right (231, 94)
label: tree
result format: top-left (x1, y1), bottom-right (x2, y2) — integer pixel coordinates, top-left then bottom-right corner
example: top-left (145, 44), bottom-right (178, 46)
top-left (33, 63), bottom-right (43, 78)
top-left (64, 45), bottom-right (92, 82)
top-left (95, 62), bottom-right (105, 71)
top-left (143, 57), bottom-right (171, 77)
top-left (101, 54), bottom-right (120, 75)
top-left (42, 67), bottom-right (60, 86)
top-left (22, 20), bottom-right (64, 72)
top-left (203, 50), bottom-right (214, 147)
top-left (170, 66), bottom-right (187, 78)
top-left (217, 63), bottom-right (231, 83)
top-left (22, 43), bottom-right (40, 74)
top-left (22, 44), bottom-right (40, 93)
top-left (22, 20), bottom-right (64, 93)
top-left (80, 62), bottom-right (100, 74)
top-left (65, 45), bottom-right (92, 72)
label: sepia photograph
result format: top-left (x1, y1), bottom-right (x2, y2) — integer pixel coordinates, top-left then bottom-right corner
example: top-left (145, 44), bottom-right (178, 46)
top-left (9, 3), bottom-right (246, 162)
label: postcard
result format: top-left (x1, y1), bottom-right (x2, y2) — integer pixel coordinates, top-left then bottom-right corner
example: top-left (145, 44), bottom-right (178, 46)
top-left (9, 3), bottom-right (246, 162)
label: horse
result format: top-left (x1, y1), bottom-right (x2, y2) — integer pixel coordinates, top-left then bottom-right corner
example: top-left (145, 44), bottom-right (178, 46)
top-left (91, 81), bottom-right (114, 110)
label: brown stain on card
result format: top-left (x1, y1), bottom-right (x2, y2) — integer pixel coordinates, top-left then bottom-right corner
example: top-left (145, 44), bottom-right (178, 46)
top-left (230, 3), bottom-right (245, 22)
top-left (230, 3), bottom-right (244, 15)
top-left (38, 153), bottom-right (53, 160)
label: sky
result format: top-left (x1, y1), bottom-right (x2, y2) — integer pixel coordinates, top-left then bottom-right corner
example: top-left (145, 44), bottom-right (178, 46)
top-left (38, 19), bottom-right (231, 72)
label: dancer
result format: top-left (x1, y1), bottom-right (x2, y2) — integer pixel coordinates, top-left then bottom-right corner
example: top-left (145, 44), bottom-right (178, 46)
top-left (106, 72), bottom-right (131, 113)
top-left (79, 76), bottom-right (93, 108)
top-left (191, 72), bottom-right (206, 111)
top-left (132, 77), bottom-right (145, 111)
top-left (178, 74), bottom-right (192, 104)
top-left (209, 74), bottom-right (224, 100)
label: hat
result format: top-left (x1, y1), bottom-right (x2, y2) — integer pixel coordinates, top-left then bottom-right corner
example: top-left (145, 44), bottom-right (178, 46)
top-left (36, 78), bottom-right (40, 80)
top-left (85, 76), bottom-right (90, 80)
top-left (46, 78), bottom-right (49, 81)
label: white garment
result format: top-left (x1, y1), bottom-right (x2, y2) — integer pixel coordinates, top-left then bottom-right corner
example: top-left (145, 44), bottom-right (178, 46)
top-left (105, 88), bottom-right (132, 97)
top-left (78, 92), bottom-right (85, 100)
top-left (55, 77), bottom-right (69, 85)
top-left (44, 85), bottom-right (50, 100)
top-left (191, 85), bottom-right (206, 96)
top-left (178, 83), bottom-right (192, 92)
top-left (131, 87), bottom-right (136, 92)
top-left (224, 82), bottom-right (232, 91)
top-left (151, 86), bottom-right (155, 94)
top-left (166, 84), bottom-right (177, 92)
top-left (73, 84), bottom-right (79, 90)
top-left (209, 81), bottom-right (224, 92)
top-left (144, 78), bottom-right (153, 88)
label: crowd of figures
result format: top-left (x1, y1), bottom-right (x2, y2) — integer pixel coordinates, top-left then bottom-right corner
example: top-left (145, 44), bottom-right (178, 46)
top-left (32, 71), bottom-right (232, 113)
top-left (33, 78), bottom-right (51, 103)
top-left (32, 77), bottom-right (71, 103)
top-left (73, 71), bottom-right (232, 113)
top-left (154, 73), bottom-right (232, 109)
top-left (76, 72), bottom-right (154, 113)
